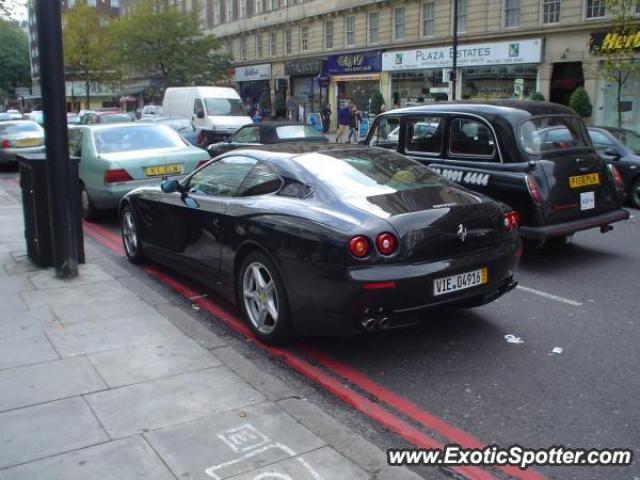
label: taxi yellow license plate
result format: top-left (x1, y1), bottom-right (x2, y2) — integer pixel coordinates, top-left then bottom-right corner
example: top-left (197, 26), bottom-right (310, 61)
top-left (433, 267), bottom-right (488, 297)
top-left (15, 138), bottom-right (40, 147)
top-left (144, 164), bottom-right (182, 177)
top-left (569, 173), bottom-right (600, 189)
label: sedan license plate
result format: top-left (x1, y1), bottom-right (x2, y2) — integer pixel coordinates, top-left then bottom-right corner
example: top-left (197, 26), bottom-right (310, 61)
top-left (144, 164), bottom-right (182, 177)
top-left (434, 268), bottom-right (488, 297)
top-left (15, 138), bottom-right (40, 147)
top-left (569, 173), bottom-right (600, 189)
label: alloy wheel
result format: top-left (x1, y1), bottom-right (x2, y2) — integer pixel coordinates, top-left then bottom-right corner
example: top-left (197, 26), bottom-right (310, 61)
top-left (122, 209), bottom-right (138, 257)
top-left (242, 262), bottom-right (279, 334)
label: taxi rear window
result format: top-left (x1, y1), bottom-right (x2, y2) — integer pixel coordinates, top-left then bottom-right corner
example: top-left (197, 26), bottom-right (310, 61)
top-left (519, 116), bottom-right (590, 154)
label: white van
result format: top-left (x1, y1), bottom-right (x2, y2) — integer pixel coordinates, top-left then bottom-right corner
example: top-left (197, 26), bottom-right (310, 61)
top-left (162, 87), bottom-right (252, 144)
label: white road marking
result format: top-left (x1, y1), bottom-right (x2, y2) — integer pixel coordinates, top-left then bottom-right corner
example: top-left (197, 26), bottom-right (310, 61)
top-left (516, 285), bottom-right (583, 307)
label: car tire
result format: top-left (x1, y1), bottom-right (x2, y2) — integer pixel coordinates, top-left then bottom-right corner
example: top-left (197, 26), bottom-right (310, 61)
top-left (629, 176), bottom-right (640, 209)
top-left (80, 182), bottom-right (99, 221)
top-left (121, 205), bottom-right (144, 263)
top-left (238, 251), bottom-right (293, 345)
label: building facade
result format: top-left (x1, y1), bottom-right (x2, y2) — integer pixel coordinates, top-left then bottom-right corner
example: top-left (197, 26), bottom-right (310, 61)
top-left (123, 0), bottom-right (640, 129)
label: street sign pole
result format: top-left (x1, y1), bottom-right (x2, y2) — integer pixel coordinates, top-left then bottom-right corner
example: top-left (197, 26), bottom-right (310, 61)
top-left (451, 0), bottom-right (459, 101)
top-left (35, 0), bottom-right (79, 278)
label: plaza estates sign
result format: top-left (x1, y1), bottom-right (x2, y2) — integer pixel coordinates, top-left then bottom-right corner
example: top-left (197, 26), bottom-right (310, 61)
top-left (382, 38), bottom-right (543, 71)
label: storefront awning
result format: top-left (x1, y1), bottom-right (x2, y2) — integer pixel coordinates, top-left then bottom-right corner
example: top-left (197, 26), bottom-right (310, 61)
top-left (332, 73), bottom-right (381, 82)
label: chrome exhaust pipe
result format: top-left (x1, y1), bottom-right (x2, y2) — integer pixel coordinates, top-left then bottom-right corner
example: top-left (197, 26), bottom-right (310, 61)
top-left (378, 317), bottom-right (391, 330)
top-left (361, 317), bottom-right (377, 331)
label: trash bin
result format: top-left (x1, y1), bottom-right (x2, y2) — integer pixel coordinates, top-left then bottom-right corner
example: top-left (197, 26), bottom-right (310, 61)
top-left (17, 154), bottom-right (85, 268)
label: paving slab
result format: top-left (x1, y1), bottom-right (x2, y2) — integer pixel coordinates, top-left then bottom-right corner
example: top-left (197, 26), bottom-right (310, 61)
top-left (118, 274), bottom-right (173, 305)
top-left (0, 333), bottom-right (58, 370)
top-left (28, 264), bottom-right (113, 290)
top-left (146, 402), bottom-right (327, 480)
top-left (47, 313), bottom-right (184, 357)
top-left (0, 276), bottom-right (33, 293)
top-left (20, 280), bottom-right (135, 308)
top-left (52, 297), bottom-right (157, 326)
top-left (155, 303), bottom-right (227, 350)
top-left (0, 436), bottom-right (175, 480)
top-left (86, 367), bottom-right (264, 438)
top-left (88, 337), bottom-right (222, 387)
top-left (0, 397), bottom-right (108, 469)
top-left (0, 356), bottom-right (106, 412)
top-left (0, 292), bottom-right (28, 315)
top-left (0, 308), bottom-right (57, 340)
top-left (3, 257), bottom-right (38, 275)
top-left (224, 446), bottom-right (369, 480)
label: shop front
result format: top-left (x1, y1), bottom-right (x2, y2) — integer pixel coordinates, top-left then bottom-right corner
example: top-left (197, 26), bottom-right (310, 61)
top-left (326, 52), bottom-right (382, 122)
top-left (285, 59), bottom-right (325, 121)
top-left (382, 38), bottom-right (542, 106)
top-left (235, 64), bottom-right (271, 115)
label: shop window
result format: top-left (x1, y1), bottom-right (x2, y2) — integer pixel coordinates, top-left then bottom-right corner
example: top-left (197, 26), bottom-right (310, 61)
top-left (256, 33), bottom-right (263, 58)
top-left (367, 116), bottom-right (401, 149)
top-left (368, 12), bottom-right (379, 44)
top-left (585, 0), bottom-right (606, 18)
top-left (325, 20), bottom-right (334, 49)
top-left (393, 7), bottom-right (405, 41)
top-left (421, 1), bottom-right (434, 37)
top-left (504, 0), bottom-right (520, 27)
top-left (406, 116), bottom-right (444, 155)
top-left (542, 0), bottom-right (560, 24)
top-left (454, 0), bottom-right (466, 33)
top-left (301, 25), bottom-right (309, 52)
top-left (449, 118), bottom-right (496, 158)
top-left (345, 16), bottom-right (355, 47)
top-left (270, 31), bottom-right (277, 57)
top-left (284, 29), bottom-right (292, 55)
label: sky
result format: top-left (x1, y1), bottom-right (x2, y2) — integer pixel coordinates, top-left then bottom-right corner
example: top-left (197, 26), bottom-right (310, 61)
top-left (1, 0), bottom-right (28, 21)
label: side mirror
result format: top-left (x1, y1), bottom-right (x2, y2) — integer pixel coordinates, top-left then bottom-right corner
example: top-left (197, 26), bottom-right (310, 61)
top-left (196, 110), bottom-right (205, 119)
top-left (160, 179), bottom-right (181, 193)
top-left (604, 147), bottom-right (621, 159)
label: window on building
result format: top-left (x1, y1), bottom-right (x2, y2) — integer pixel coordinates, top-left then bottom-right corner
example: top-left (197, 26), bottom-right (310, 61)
top-left (368, 12), bottom-right (379, 44)
top-left (241, 0), bottom-right (247, 17)
top-left (256, 32), bottom-right (263, 57)
top-left (505, 0), bottom-right (520, 27)
top-left (585, 0), bottom-right (606, 18)
top-left (636, 2), bottom-right (640, 14)
top-left (301, 24), bottom-right (309, 51)
top-left (226, 0), bottom-right (233, 21)
top-left (325, 20), bottom-right (334, 49)
top-left (68, 0), bottom-right (75, 6)
top-left (285, 29), bottom-right (292, 54)
top-left (215, 0), bottom-right (221, 23)
top-left (255, 0), bottom-right (262, 14)
top-left (271, 0), bottom-right (278, 9)
top-left (421, 1), bottom-right (434, 36)
top-left (240, 36), bottom-right (247, 60)
top-left (394, 7), bottom-right (405, 41)
top-left (111, 0), bottom-right (120, 6)
top-left (455, 0), bottom-right (467, 33)
top-left (270, 31), bottom-right (277, 56)
top-left (542, 0), bottom-right (560, 23)
top-left (345, 16), bottom-right (355, 46)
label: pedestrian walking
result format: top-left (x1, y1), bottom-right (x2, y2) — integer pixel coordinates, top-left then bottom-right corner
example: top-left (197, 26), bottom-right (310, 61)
top-left (321, 104), bottom-right (332, 134)
top-left (348, 105), bottom-right (361, 144)
top-left (336, 103), bottom-right (352, 143)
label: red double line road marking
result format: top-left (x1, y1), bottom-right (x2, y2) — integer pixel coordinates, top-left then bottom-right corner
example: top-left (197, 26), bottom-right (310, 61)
top-left (83, 220), bottom-right (545, 480)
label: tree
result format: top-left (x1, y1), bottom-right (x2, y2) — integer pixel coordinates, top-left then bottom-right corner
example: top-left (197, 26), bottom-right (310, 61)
top-left (108, 0), bottom-right (230, 91)
top-left (569, 87), bottom-right (593, 118)
top-left (595, 0), bottom-right (640, 127)
top-left (0, 19), bottom-right (30, 97)
top-left (63, 2), bottom-right (115, 109)
top-left (369, 91), bottom-right (385, 114)
top-left (530, 91), bottom-right (546, 101)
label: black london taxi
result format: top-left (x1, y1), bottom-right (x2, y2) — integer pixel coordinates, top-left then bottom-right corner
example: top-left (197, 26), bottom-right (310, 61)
top-left (365, 101), bottom-right (629, 244)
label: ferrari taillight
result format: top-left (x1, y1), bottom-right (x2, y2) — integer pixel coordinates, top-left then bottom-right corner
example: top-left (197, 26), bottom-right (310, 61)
top-left (348, 236), bottom-right (370, 259)
top-left (503, 211), bottom-right (520, 231)
top-left (375, 232), bottom-right (398, 255)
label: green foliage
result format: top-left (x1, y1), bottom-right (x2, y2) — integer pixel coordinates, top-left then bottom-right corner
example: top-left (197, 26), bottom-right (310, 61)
top-left (569, 87), bottom-right (593, 118)
top-left (369, 90), bottom-right (385, 115)
top-left (529, 91), bottom-right (546, 101)
top-left (0, 19), bottom-right (30, 96)
top-left (108, 0), bottom-right (230, 90)
top-left (63, 3), bottom-right (116, 106)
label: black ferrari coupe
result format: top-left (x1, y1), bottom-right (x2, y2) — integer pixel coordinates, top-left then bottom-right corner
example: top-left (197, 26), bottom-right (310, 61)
top-left (120, 144), bottom-right (520, 344)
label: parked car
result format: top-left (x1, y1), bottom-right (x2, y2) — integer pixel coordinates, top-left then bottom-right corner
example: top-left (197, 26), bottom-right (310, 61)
top-left (6, 110), bottom-right (23, 120)
top-left (0, 113), bottom-right (11, 121)
top-left (119, 144), bottom-right (520, 344)
top-left (207, 122), bottom-right (328, 157)
top-left (162, 86), bottom-right (252, 147)
top-left (365, 101), bottom-right (629, 246)
top-left (588, 126), bottom-right (640, 208)
top-left (80, 111), bottom-right (134, 125)
top-left (27, 111), bottom-right (44, 125)
top-left (68, 123), bottom-right (210, 220)
top-left (140, 116), bottom-right (199, 146)
top-left (67, 113), bottom-right (81, 125)
top-left (0, 120), bottom-right (45, 165)
top-left (140, 105), bottom-right (163, 119)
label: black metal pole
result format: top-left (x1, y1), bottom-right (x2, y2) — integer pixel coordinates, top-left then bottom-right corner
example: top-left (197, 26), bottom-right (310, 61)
top-left (451, 0), bottom-right (459, 101)
top-left (35, 0), bottom-right (79, 278)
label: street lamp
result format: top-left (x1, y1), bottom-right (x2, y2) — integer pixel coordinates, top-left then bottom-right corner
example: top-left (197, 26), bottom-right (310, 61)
top-left (451, 0), bottom-right (459, 101)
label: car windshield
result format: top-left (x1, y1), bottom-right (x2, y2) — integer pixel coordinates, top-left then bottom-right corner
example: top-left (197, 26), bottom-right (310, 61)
top-left (93, 125), bottom-right (183, 154)
top-left (611, 129), bottom-right (640, 155)
top-left (100, 113), bottom-right (132, 123)
top-left (160, 118), bottom-right (193, 132)
top-left (294, 148), bottom-right (449, 198)
top-left (275, 125), bottom-right (324, 140)
top-left (519, 116), bottom-right (590, 154)
top-left (0, 122), bottom-right (42, 135)
top-left (204, 98), bottom-right (245, 116)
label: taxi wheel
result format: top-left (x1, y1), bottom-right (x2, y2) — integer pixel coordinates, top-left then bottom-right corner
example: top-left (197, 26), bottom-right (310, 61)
top-left (80, 183), bottom-right (99, 221)
top-left (629, 177), bottom-right (640, 209)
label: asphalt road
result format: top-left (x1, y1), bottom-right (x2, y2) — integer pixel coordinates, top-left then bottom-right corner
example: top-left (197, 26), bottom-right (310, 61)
top-left (4, 169), bottom-right (637, 479)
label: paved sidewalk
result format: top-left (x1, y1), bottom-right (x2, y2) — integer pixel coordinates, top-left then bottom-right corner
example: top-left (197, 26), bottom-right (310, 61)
top-left (0, 179), bottom-right (421, 480)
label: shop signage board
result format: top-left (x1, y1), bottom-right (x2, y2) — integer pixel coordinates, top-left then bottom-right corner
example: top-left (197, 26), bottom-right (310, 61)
top-left (590, 31), bottom-right (640, 53)
top-left (285, 59), bottom-right (323, 76)
top-left (235, 64), bottom-right (271, 82)
top-left (326, 52), bottom-right (382, 75)
top-left (382, 39), bottom-right (543, 71)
